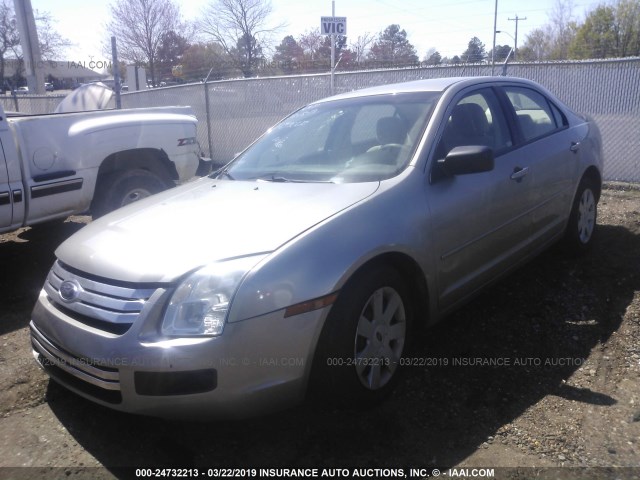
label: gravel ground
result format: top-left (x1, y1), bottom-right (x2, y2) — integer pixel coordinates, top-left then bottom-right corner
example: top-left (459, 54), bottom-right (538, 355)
top-left (0, 187), bottom-right (639, 479)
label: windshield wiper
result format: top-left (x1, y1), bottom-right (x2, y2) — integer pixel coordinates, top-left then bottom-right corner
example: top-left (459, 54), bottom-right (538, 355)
top-left (213, 167), bottom-right (235, 180)
top-left (255, 174), bottom-right (334, 184)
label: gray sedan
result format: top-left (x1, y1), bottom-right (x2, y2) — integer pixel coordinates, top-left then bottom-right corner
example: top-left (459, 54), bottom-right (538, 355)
top-left (30, 77), bottom-right (602, 418)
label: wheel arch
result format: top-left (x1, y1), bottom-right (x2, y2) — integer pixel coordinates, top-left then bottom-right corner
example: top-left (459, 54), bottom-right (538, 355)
top-left (342, 251), bottom-right (432, 334)
top-left (580, 166), bottom-right (602, 201)
top-left (96, 148), bottom-right (178, 186)
top-left (90, 149), bottom-right (176, 217)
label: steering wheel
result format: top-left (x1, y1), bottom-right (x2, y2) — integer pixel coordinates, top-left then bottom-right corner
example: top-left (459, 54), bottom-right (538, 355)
top-left (364, 144), bottom-right (408, 164)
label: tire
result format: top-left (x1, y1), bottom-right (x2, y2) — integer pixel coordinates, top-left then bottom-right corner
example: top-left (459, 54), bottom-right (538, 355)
top-left (564, 177), bottom-right (598, 253)
top-left (310, 265), bottom-right (412, 406)
top-left (92, 169), bottom-right (169, 218)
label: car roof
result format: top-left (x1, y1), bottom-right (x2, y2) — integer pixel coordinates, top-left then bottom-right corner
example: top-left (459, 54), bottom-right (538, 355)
top-left (314, 76), bottom-right (533, 103)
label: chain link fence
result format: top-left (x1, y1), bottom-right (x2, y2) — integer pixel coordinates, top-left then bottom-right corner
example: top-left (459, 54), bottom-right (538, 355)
top-left (0, 94), bottom-right (66, 114)
top-left (2, 58), bottom-right (638, 182)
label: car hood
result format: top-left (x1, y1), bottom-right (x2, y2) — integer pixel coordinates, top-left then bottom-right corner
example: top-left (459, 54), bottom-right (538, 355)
top-left (56, 178), bottom-right (379, 283)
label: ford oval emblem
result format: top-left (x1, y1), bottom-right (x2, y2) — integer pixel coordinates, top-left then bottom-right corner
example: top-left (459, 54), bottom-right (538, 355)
top-left (59, 280), bottom-right (80, 302)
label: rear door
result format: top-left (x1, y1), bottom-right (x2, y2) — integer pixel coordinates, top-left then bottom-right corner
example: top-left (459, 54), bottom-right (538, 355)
top-left (499, 85), bottom-right (577, 243)
top-left (0, 139), bottom-right (12, 229)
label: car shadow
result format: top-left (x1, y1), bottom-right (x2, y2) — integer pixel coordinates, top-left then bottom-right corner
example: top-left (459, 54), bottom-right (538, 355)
top-left (0, 218), bottom-right (89, 336)
top-left (43, 223), bottom-right (639, 469)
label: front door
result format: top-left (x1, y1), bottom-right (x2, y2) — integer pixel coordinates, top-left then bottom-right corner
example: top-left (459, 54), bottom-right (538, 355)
top-left (427, 86), bottom-right (534, 312)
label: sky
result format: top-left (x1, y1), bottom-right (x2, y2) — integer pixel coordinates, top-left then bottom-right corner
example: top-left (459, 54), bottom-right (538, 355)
top-left (30, 0), bottom-right (601, 68)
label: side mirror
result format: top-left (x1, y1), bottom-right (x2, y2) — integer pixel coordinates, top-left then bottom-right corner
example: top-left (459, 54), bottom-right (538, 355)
top-left (437, 145), bottom-right (494, 176)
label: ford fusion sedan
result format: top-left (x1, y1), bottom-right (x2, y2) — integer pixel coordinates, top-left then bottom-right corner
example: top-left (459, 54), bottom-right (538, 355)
top-left (30, 77), bottom-right (602, 418)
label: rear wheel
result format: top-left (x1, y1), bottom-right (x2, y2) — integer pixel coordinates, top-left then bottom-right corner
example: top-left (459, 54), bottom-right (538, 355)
top-left (92, 169), bottom-right (169, 218)
top-left (564, 177), bottom-right (598, 253)
top-left (310, 265), bottom-right (412, 406)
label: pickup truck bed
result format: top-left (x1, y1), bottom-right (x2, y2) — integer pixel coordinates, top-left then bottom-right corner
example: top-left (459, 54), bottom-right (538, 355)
top-left (0, 105), bottom-right (205, 232)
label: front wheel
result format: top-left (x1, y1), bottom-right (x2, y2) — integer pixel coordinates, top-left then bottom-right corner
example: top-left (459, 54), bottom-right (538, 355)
top-left (310, 265), bottom-right (412, 406)
top-left (564, 177), bottom-right (598, 253)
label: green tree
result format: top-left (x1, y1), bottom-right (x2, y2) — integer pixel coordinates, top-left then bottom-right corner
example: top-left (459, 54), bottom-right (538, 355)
top-left (462, 36), bottom-right (486, 62)
top-left (231, 33), bottom-right (264, 77)
top-left (156, 30), bottom-right (190, 80)
top-left (424, 48), bottom-right (441, 65)
top-left (368, 24), bottom-right (418, 66)
top-left (489, 44), bottom-right (512, 63)
top-left (570, 5), bottom-right (616, 58)
top-left (317, 35), bottom-right (347, 60)
top-left (273, 35), bottom-right (304, 73)
top-left (181, 42), bottom-right (232, 80)
top-left (439, 55), bottom-right (461, 64)
top-left (570, 0), bottom-right (640, 58)
top-left (614, 0), bottom-right (640, 56)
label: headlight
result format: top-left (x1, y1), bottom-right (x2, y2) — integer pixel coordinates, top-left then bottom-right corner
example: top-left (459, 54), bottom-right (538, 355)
top-left (161, 255), bottom-right (265, 337)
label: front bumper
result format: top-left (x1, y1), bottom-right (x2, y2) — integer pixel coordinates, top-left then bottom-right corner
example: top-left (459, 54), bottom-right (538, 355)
top-left (30, 290), bottom-right (328, 419)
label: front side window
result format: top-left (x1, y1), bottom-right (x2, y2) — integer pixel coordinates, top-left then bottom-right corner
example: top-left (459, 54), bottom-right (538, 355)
top-left (435, 88), bottom-right (512, 159)
top-left (504, 87), bottom-right (561, 142)
top-left (219, 92), bottom-right (440, 183)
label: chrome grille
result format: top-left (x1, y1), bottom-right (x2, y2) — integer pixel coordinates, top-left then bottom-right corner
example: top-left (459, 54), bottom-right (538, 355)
top-left (44, 261), bottom-right (157, 335)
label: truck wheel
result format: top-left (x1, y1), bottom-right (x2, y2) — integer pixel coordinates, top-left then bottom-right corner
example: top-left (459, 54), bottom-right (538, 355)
top-left (309, 265), bottom-right (412, 407)
top-left (92, 169), bottom-right (169, 218)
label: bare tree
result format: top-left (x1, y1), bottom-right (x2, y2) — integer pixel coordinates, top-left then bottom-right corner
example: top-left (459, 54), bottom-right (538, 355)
top-left (0, 0), bottom-right (18, 89)
top-left (106, 0), bottom-right (183, 86)
top-left (198, 0), bottom-right (282, 77)
top-left (517, 0), bottom-right (577, 61)
top-left (519, 28), bottom-right (550, 61)
top-left (350, 32), bottom-right (374, 64)
top-left (298, 29), bottom-right (323, 61)
top-left (35, 11), bottom-right (72, 61)
top-left (0, 1), bottom-right (70, 90)
top-left (547, 0), bottom-right (578, 59)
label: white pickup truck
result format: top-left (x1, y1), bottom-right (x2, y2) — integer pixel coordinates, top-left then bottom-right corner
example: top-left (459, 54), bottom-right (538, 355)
top-left (0, 104), bottom-right (207, 232)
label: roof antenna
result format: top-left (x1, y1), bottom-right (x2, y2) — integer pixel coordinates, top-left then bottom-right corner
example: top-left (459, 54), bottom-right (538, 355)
top-left (501, 47), bottom-right (514, 76)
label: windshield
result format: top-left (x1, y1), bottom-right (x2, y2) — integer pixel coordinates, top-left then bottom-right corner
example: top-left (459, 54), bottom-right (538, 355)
top-left (217, 92), bottom-right (440, 183)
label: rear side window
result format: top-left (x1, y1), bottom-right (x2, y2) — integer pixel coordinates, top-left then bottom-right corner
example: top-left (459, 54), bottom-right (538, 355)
top-left (504, 87), bottom-right (563, 142)
top-left (550, 102), bottom-right (568, 128)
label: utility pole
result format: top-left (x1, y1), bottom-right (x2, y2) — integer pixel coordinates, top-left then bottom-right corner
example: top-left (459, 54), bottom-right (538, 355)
top-left (330, 0), bottom-right (335, 95)
top-left (111, 37), bottom-right (121, 109)
top-left (13, 0), bottom-right (44, 94)
top-left (508, 15), bottom-right (527, 61)
top-left (491, 0), bottom-right (498, 75)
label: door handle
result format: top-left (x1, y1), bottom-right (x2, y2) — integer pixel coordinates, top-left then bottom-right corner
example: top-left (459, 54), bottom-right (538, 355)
top-left (510, 166), bottom-right (529, 181)
top-left (570, 141), bottom-right (580, 153)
